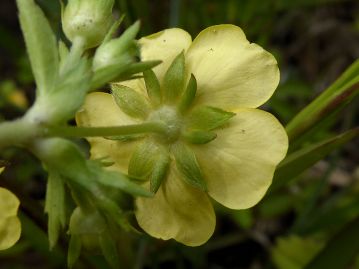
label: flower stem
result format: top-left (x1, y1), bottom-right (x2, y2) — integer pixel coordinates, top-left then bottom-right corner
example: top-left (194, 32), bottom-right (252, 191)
top-left (43, 121), bottom-right (167, 138)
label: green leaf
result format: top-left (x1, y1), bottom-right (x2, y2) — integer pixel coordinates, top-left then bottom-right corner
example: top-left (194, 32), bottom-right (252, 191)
top-left (17, 0), bottom-right (59, 96)
top-left (178, 74), bottom-right (197, 113)
top-left (286, 59), bottom-right (359, 141)
top-left (304, 216), bottom-right (359, 269)
top-left (163, 51), bottom-right (185, 103)
top-left (67, 235), bottom-right (82, 269)
top-left (128, 140), bottom-right (164, 180)
top-left (150, 153), bottom-right (170, 193)
top-left (111, 84), bottom-right (150, 119)
top-left (186, 106), bottom-right (235, 131)
top-left (271, 128), bottom-right (359, 191)
top-left (143, 69), bottom-right (162, 106)
top-left (272, 235), bottom-right (324, 269)
top-left (172, 142), bottom-right (207, 191)
top-left (183, 130), bottom-right (217, 144)
top-left (99, 232), bottom-right (121, 269)
top-left (45, 171), bottom-right (66, 249)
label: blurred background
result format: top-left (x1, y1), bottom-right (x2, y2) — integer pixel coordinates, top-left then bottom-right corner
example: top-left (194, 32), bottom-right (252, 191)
top-left (0, 0), bottom-right (358, 268)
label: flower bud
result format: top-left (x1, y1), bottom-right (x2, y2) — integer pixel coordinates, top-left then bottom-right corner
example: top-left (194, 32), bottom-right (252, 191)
top-left (92, 21), bottom-right (140, 71)
top-left (62, 0), bottom-right (115, 49)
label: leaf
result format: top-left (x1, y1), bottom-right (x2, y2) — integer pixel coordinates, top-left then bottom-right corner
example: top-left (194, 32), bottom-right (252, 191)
top-left (172, 142), bottom-right (207, 191)
top-left (163, 51), bottom-right (185, 103)
top-left (271, 128), bottom-right (359, 191)
top-left (17, 0), bottom-right (59, 96)
top-left (99, 232), bottom-right (121, 269)
top-left (111, 84), bottom-right (150, 119)
top-left (286, 59), bottom-right (359, 141)
top-left (186, 106), bottom-right (235, 131)
top-left (45, 171), bottom-right (66, 249)
top-left (67, 235), bottom-right (82, 269)
top-left (304, 216), bottom-right (359, 269)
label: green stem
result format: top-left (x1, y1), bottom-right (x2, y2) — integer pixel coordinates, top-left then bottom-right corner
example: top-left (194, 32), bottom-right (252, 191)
top-left (0, 119), bottom-right (39, 149)
top-left (43, 121), bottom-right (167, 138)
top-left (60, 37), bottom-right (86, 75)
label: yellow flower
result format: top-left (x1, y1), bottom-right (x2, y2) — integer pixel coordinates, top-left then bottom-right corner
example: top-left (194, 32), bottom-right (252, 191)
top-left (77, 25), bottom-right (288, 246)
top-left (0, 167), bottom-right (21, 250)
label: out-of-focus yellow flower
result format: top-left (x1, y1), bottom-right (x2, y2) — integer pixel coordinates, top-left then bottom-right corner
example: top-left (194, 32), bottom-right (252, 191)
top-left (0, 167), bottom-right (21, 250)
top-left (77, 25), bottom-right (288, 246)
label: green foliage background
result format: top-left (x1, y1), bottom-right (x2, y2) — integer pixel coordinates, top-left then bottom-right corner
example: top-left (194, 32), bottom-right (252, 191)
top-left (0, 0), bottom-right (358, 268)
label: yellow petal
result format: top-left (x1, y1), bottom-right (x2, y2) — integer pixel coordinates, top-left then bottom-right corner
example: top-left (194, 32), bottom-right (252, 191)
top-left (0, 167), bottom-right (4, 174)
top-left (76, 92), bottom-right (142, 173)
top-left (193, 109), bottom-right (288, 209)
top-left (0, 216), bottom-right (21, 250)
top-left (139, 28), bottom-right (192, 81)
top-left (186, 24), bottom-right (280, 110)
top-left (135, 164), bottom-right (215, 246)
top-left (0, 187), bottom-right (20, 218)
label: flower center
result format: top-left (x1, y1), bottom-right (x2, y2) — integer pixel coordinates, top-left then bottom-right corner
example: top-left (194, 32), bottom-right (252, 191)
top-left (148, 106), bottom-right (182, 143)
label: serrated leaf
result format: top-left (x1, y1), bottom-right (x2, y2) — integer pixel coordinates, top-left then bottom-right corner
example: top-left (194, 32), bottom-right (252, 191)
top-left (186, 106), bottom-right (235, 131)
top-left (45, 171), bottom-right (66, 249)
top-left (271, 128), bottom-right (359, 191)
top-left (178, 74), bottom-right (197, 113)
top-left (172, 142), bottom-right (207, 191)
top-left (286, 59), bottom-right (359, 141)
top-left (143, 69), bottom-right (162, 106)
top-left (163, 51), bottom-right (185, 103)
top-left (17, 0), bottom-right (59, 96)
top-left (111, 84), bottom-right (150, 119)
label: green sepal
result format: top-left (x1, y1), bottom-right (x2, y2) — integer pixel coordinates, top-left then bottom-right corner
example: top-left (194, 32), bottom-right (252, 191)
top-left (91, 60), bottom-right (161, 89)
top-left (99, 232), bottom-right (121, 269)
top-left (111, 84), bottom-right (150, 119)
top-left (67, 235), bottom-right (82, 269)
top-left (17, 0), bottom-right (59, 96)
top-left (150, 153), bottom-right (170, 193)
top-left (186, 106), bottom-right (235, 131)
top-left (128, 140), bottom-right (166, 180)
top-left (102, 15), bottom-right (125, 44)
top-left (163, 51), bottom-right (185, 103)
top-left (183, 130), bottom-right (217, 144)
top-left (171, 142), bottom-right (207, 191)
top-left (178, 74), bottom-right (197, 113)
top-left (143, 69), bottom-right (162, 107)
top-left (45, 170), bottom-right (66, 249)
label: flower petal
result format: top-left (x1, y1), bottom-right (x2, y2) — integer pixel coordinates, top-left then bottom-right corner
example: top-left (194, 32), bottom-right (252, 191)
top-left (76, 92), bottom-right (142, 173)
top-left (0, 216), bottom-right (21, 250)
top-left (139, 28), bottom-right (192, 81)
top-left (0, 187), bottom-right (20, 218)
top-left (193, 109), bottom-right (288, 209)
top-left (186, 24), bottom-right (280, 110)
top-left (135, 164), bottom-right (215, 246)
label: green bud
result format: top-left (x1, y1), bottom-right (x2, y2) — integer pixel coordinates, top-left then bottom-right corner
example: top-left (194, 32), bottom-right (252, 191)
top-left (62, 0), bottom-right (114, 49)
top-left (171, 142), bottom-right (207, 191)
top-left (111, 84), bottom-right (151, 119)
top-left (93, 21), bottom-right (140, 71)
top-left (186, 106), bottom-right (236, 131)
